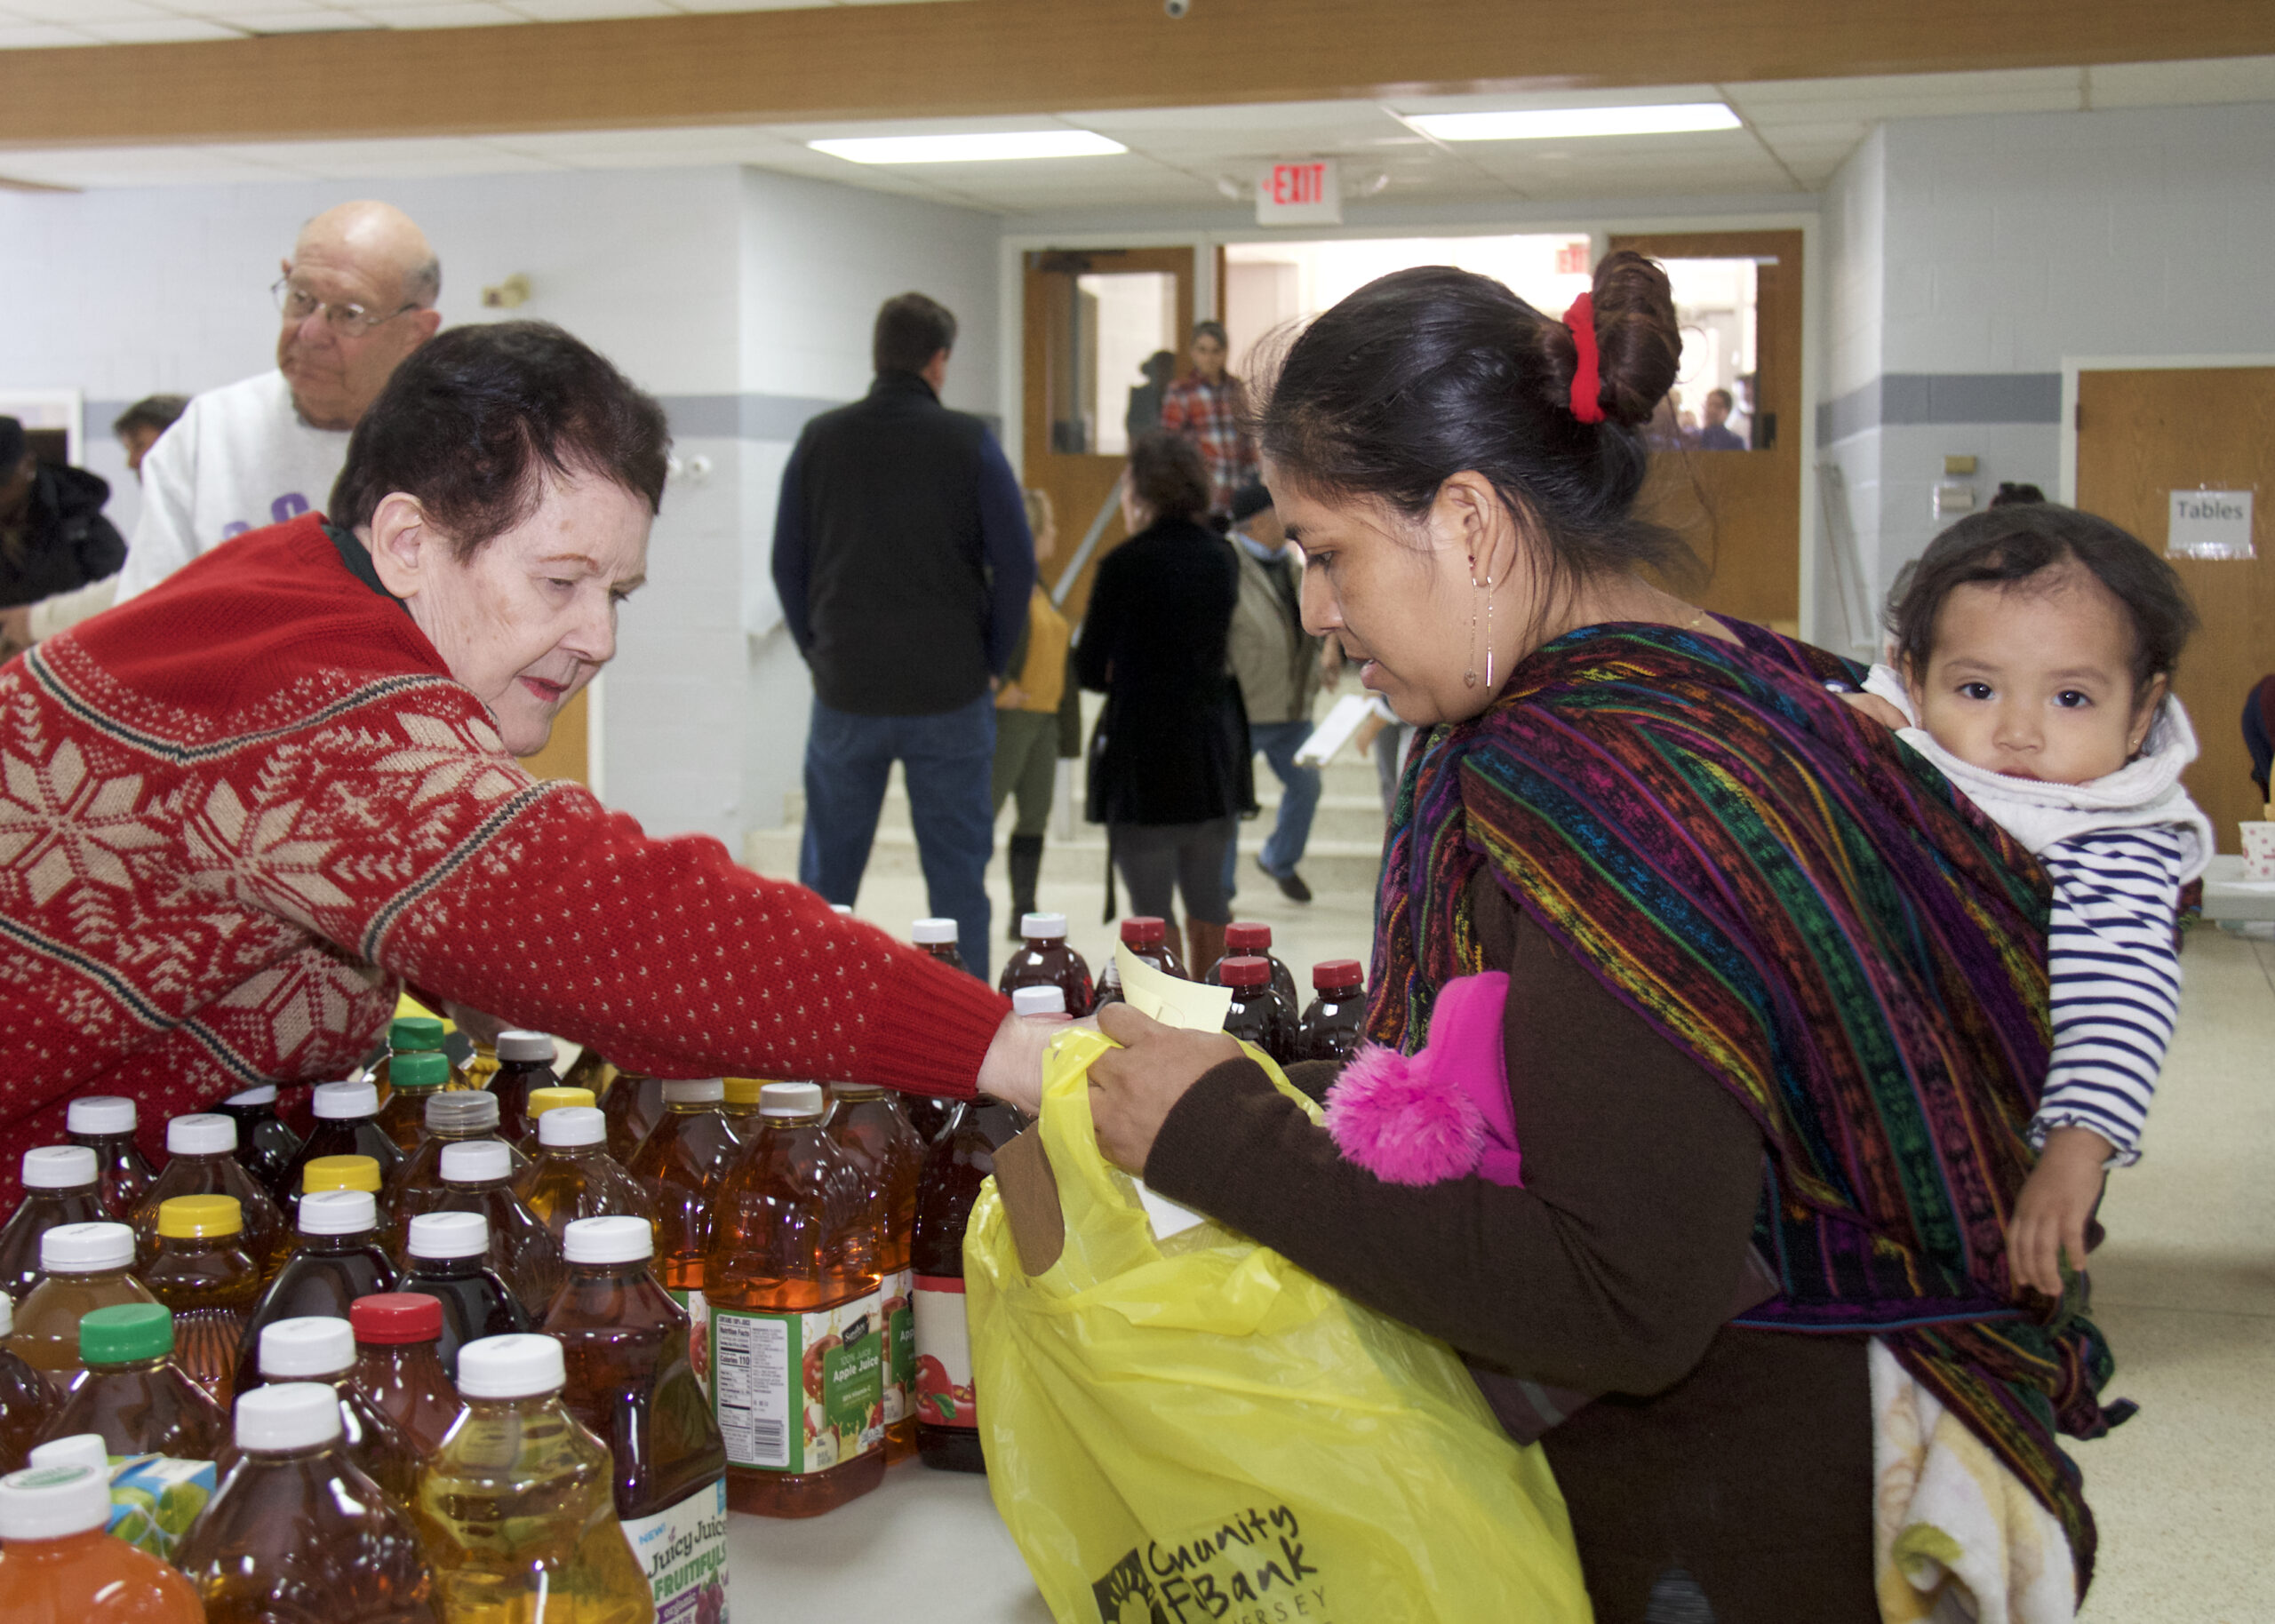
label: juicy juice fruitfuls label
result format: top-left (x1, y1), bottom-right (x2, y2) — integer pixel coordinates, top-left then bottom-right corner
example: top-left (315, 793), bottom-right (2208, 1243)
top-left (711, 1294), bottom-right (884, 1472)
top-left (668, 1286), bottom-right (713, 1397)
top-left (912, 1274), bottom-right (975, 1429)
top-left (619, 1477), bottom-right (730, 1624)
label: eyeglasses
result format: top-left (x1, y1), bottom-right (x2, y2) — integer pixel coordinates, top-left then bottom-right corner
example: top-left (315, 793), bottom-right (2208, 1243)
top-left (272, 276), bottom-right (422, 337)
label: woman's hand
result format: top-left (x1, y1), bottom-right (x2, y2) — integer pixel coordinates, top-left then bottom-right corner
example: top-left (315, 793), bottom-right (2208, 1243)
top-left (1088, 1004), bottom-right (1241, 1173)
top-left (975, 1008), bottom-right (1055, 1116)
top-left (2008, 1126), bottom-right (2112, 1296)
top-left (995, 681), bottom-right (1027, 710)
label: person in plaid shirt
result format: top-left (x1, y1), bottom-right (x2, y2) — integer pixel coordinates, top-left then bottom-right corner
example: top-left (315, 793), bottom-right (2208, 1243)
top-left (1158, 320), bottom-right (1259, 529)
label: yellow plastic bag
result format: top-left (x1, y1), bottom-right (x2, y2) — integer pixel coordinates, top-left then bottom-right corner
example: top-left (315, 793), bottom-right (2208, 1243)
top-left (965, 1027), bottom-right (1593, 1624)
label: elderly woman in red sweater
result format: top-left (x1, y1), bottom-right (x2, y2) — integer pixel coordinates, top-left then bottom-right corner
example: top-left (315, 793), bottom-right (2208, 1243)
top-left (0, 322), bottom-right (1033, 1198)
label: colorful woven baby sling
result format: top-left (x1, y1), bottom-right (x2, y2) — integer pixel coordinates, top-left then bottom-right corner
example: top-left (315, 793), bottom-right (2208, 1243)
top-left (1367, 615), bottom-right (2123, 1597)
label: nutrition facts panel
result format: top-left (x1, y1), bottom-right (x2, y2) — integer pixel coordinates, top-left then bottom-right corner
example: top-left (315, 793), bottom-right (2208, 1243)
top-left (713, 1311), bottom-right (792, 1469)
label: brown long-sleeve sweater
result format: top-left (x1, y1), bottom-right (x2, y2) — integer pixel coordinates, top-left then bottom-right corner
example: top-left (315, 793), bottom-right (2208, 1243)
top-left (1145, 872), bottom-right (1877, 1624)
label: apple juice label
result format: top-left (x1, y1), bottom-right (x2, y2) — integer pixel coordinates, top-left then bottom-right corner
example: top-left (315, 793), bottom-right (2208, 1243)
top-left (619, 1477), bottom-right (730, 1624)
top-left (912, 1274), bottom-right (976, 1429)
top-left (882, 1265), bottom-right (914, 1425)
top-left (667, 1286), bottom-right (713, 1397)
top-left (710, 1293), bottom-right (883, 1473)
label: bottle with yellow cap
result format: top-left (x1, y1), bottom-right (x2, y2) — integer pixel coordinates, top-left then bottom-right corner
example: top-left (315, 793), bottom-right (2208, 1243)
top-left (141, 1196), bottom-right (261, 1408)
top-left (373, 1050), bottom-right (451, 1155)
top-left (518, 1086), bottom-right (596, 1156)
top-left (233, 1187), bottom-right (399, 1401)
top-left (720, 1077), bottom-right (770, 1129)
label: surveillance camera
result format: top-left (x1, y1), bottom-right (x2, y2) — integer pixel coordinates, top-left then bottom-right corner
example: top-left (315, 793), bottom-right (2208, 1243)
top-left (1164, 0), bottom-right (1190, 16)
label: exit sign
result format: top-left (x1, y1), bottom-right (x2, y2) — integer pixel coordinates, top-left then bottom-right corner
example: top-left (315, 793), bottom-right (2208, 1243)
top-left (1257, 160), bottom-right (1341, 226)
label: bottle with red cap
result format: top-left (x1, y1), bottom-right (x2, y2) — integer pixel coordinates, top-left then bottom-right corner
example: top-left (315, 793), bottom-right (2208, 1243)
top-left (1216, 957), bottom-right (1291, 1063)
top-left (902, 919), bottom-right (966, 1141)
top-left (998, 911), bottom-right (1093, 1015)
top-left (0, 1146), bottom-right (108, 1299)
top-left (212, 1086), bottom-right (303, 1203)
top-left (1297, 959), bottom-right (1369, 1078)
top-left (130, 1116), bottom-right (290, 1279)
top-left (348, 1294), bottom-right (462, 1457)
top-left (1205, 923), bottom-right (1299, 1056)
top-left (66, 1097), bottom-right (156, 1221)
top-left (234, 1189), bottom-right (399, 1401)
top-left (1092, 916), bottom-right (1186, 1008)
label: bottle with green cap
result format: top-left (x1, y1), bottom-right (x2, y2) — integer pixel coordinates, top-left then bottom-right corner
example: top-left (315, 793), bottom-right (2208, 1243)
top-left (48, 1302), bottom-right (229, 1466)
top-left (0, 1294), bottom-right (48, 1474)
top-left (141, 1194), bottom-right (261, 1408)
top-left (10, 1222), bottom-right (160, 1392)
top-left (371, 1013), bottom-right (467, 1099)
top-left (0, 1145), bottom-right (108, 1299)
top-left (213, 1085), bottom-right (303, 1203)
top-left (233, 1189), bottom-right (399, 1401)
top-left (279, 1084), bottom-right (404, 1214)
top-left (130, 1114), bottom-right (290, 1278)
top-left (392, 1089), bottom-right (532, 1228)
top-left (373, 1049), bottom-right (451, 1155)
top-left (0, 1461), bottom-right (206, 1624)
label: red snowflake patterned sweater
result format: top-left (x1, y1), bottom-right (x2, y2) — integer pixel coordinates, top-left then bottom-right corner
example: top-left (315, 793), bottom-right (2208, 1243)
top-left (0, 513), bottom-right (1009, 1204)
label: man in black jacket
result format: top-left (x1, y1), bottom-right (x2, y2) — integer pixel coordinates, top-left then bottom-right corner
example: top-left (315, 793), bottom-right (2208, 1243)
top-left (0, 417), bottom-right (126, 652)
top-left (771, 293), bottom-right (1034, 977)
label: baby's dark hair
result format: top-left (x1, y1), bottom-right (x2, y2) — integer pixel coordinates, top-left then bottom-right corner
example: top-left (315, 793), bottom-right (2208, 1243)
top-left (1887, 504), bottom-right (2198, 696)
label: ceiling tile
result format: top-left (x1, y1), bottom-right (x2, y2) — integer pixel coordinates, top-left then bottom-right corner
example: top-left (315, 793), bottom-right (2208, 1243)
top-left (78, 17), bottom-right (248, 40)
top-left (1, 0), bottom-right (169, 19)
top-left (1726, 68), bottom-right (2084, 124)
top-left (499, 0), bottom-right (675, 18)
top-left (342, 1), bottom-right (525, 20)
top-left (0, 23), bottom-right (91, 44)
top-left (1387, 84), bottom-right (1727, 115)
top-left (214, 10), bottom-right (382, 31)
top-left (2085, 54), bottom-right (2275, 107)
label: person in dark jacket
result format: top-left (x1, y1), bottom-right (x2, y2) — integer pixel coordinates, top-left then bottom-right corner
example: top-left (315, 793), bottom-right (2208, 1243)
top-left (770, 293), bottom-right (1036, 978)
top-left (1076, 432), bottom-right (1250, 974)
top-left (0, 416), bottom-right (126, 635)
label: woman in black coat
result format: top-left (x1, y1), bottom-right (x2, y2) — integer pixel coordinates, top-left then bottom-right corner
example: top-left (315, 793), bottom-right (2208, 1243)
top-left (1076, 433), bottom-right (1252, 973)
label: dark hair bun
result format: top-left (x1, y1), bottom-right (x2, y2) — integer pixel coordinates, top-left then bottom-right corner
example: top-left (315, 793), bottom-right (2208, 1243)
top-left (1585, 251), bottom-right (1680, 428)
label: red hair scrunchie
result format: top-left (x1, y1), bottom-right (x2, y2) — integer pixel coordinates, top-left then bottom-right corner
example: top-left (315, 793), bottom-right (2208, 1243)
top-left (1561, 292), bottom-right (1606, 425)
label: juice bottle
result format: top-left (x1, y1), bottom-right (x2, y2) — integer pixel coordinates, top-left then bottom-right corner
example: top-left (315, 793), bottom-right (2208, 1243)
top-left (706, 1082), bottom-right (886, 1517)
top-left (373, 1050), bottom-right (450, 1155)
top-left (718, 1078), bottom-right (768, 1132)
top-left (140, 1194), bottom-right (260, 1408)
top-left (392, 1090), bottom-right (531, 1228)
top-left (998, 910), bottom-right (1093, 1015)
top-left (521, 1107), bottom-right (656, 1251)
top-left (903, 920), bottom-right (966, 1141)
top-left (349, 1294), bottom-right (463, 1459)
top-left (1092, 914), bottom-right (1186, 1007)
top-left (599, 1072), bottom-right (665, 1162)
top-left (235, 1189), bottom-right (399, 1399)
top-left (546, 1215), bottom-right (730, 1615)
top-left (559, 1046), bottom-right (618, 1100)
top-left (627, 1078), bottom-right (741, 1340)
top-left (414, 1333), bottom-right (657, 1624)
top-left (1297, 959), bottom-right (1368, 1072)
top-left (175, 1382), bottom-right (437, 1624)
top-left (1207, 921), bottom-right (1302, 1010)
top-left (213, 1086), bottom-right (303, 1203)
top-left (428, 1140), bottom-right (564, 1318)
top-left (11, 1223), bottom-right (160, 1392)
top-left (132, 1115), bottom-right (289, 1278)
top-left (298, 1153), bottom-right (387, 1244)
top-left (251, 1317), bottom-right (423, 1505)
top-left (825, 1081), bottom-right (923, 1463)
top-left (522, 1087), bottom-right (598, 1154)
top-left (280, 1083), bottom-right (404, 1218)
top-left (0, 1146), bottom-right (106, 1299)
top-left (0, 1295), bottom-right (49, 1473)
top-left (65, 1098), bottom-right (156, 1221)
top-left (489, 1031), bottom-right (560, 1146)
top-left (0, 1461), bottom-right (205, 1624)
top-left (369, 1014), bottom-right (465, 1099)
top-left (399, 1213), bottom-right (529, 1381)
top-left (47, 1302), bottom-right (230, 1465)
top-left (1217, 956), bottom-right (1292, 1063)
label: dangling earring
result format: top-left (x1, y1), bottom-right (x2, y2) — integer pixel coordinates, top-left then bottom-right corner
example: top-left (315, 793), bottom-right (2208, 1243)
top-left (1465, 559), bottom-right (1481, 689)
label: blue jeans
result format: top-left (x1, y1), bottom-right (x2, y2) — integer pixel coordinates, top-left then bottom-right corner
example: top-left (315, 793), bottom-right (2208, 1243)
top-left (1225, 720), bottom-right (1323, 897)
top-left (800, 693), bottom-right (995, 980)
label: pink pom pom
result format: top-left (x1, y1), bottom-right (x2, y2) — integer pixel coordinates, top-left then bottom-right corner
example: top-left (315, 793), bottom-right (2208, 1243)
top-left (1325, 1041), bottom-right (1488, 1186)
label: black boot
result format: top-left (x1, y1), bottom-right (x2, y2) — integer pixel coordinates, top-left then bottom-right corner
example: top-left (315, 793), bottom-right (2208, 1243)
top-left (1006, 833), bottom-right (1045, 940)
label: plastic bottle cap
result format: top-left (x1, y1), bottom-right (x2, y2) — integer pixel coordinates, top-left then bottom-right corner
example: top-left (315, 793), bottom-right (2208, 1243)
top-left (223, 1085), bottom-right (278, 1107)
top-left (80, 1302), bottom-right (172, 1363)
top-left (390, 1015), bottom-right (446, 1051)
top-left (538, 1105), bottom-right (607, 1148)
top-left (390, 1051), bottom-right (451, 1091)
top-left (298, 1189), bottom-right (379, 1236)
top-left (302, 1155), bottom-right (382, 1196)
top-left (441, 1140), bottom-right (511, 1183)
top-left (407, 1210), bottom-right (490, 1260)
top-left (259, 1316), bottom-right (355, 1379)
top-left (1012, 984), bottom-right (1066, 1017)
top-left (563, 1214), bottom-right (655, 1265)
top-left (1225, 922), bottom-right (1273, 951)
top-left (526, 1087), bottom-right (594, 1122)
top-left (351, 1293), bottom-right (445, 1345)
top-left (312, 1080), bottom-right (379, 1120)
top-left (166, 1113), bottom-right (235, 1156)
top-left (1217, 955), bottom-right (1271, 989)
top-left (721, 1079), bottom-right (769, 1107)
top-left (425, 1092), bottom-right (499, 1133)
top-left (759, 1081), bottom-right (826, 1118)
top-left (497, 1031), bottom-right (555, 1063)
top-left (1313, 959), bottom-right (1365, 991)
top-left (20, 1145), bottom-right (97, 1190)
top-left (660, 1078), bottom-right (724, 1105)
top-left (457, 1333), bottom-right (566, 1399)
top-left (911, 918), bottom-right (957, 944)
top-left (1120, 915), bottom-right (1167, 945)
top-left (66, 1096), bottom-right (135, 1135)
top-left (0, 1464), bottom-right (112, 1540)
top-left (235, 1382), bottom-right (344, 1452)
top-left (41, 1222), bottom-right (134, 1273)
top-left (156, 1194), bottom-right (243, 1239)
top-left (26, 1434), bottom-right (108, 1476)
top-left (1020, 912), bottom-right (1067, 939)
top-left (829, 904), bottom-right (853, 916)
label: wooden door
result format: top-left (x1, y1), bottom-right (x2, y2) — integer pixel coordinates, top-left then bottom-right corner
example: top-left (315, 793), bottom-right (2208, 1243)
top-left (1608, 229), bottom-right (1804, 633)
top-left (2075, 366), bottom-right (2275, 853)
top-left (517, 687), bottom-right (589, 785)
top-left (1022, 246), bottom-right (1195, 625)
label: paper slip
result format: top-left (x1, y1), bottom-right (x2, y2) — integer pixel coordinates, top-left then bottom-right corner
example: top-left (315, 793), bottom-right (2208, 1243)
top-left (1110, 946), bottom-right (1225, 1239)
top-left (1294, 692), bottom-right (1372, 767)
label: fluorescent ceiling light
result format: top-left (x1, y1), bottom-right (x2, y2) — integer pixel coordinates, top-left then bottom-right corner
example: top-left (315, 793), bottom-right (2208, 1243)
top-left (808, 131), bottom-right (1128, 164)
top-left (1406, 103), bottom-right (1744, 141)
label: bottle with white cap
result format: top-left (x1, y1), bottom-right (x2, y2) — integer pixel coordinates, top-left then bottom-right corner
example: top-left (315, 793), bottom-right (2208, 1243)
top-left (390, 1088), bottom-right (532, 1230)
top-left (414, 1333), bottom-right (656, 1624)
top-left (705, 1081), bottom-right (886, 1517)
top-left (625, 1079), bottom-right (741, 1335)
top-left (212, 1084), bottom-right (304, 1202)
top-left (0, 1293), bottom-right (48, 1473)
top-left (47, 1302), bottom-right (229, 1466)
top-left (823, 1078), bottom-right (923, 1463)
top-left (280, 1082), bottom-right (404, 1204)
top-left (129, 1114), bottom-right (289, 1278)
top-left (398, 1211), bottom-right (528, 1381)
top-left (427, 1139), bottom-right (563, 1317)
top-left (372, 1050), bottom-right (451, 1156)
top-left (233, 1189), bottom-right (400, 1402)
top-left (997, 909), bottom-right (1094, 1015)
top-left (521, 1106), bottom-right (656, 1251)
top-left (251, 1318), bottom-right (421, 1505)
top-left (520, 1085), bottom-right (597, 1152)
top-left (544, 1216), bottom-right (728, 1612)
top-left (487, 1031), bottom-right (560, 1145)
top-left (10, 1222), bottom-right (160, 1391)
top-left (0, 1461), bottom-right (205, 1622)
top-left (0, 1144), bottom-right (107, 1298)
top-left (173, 1383), bottom-right (435, 1623)
top-left (898, 922), bottom-right (965, 1142)
top-left (65, 1096), bottom-right (156, 1221)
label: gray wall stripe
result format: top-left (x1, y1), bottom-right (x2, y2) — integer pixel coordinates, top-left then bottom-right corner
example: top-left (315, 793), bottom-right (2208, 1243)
top-left (1816, 372), bottom-right (2063, 446)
